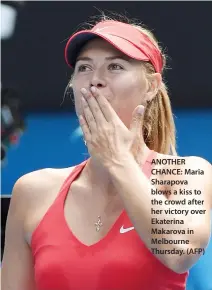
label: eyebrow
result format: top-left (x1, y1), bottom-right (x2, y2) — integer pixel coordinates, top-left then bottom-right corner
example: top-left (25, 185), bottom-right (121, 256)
top-left (76, 55), bottom-right (130, 63)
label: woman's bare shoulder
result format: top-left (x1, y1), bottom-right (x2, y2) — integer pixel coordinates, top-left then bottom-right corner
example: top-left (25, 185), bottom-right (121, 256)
top-left (10, 167), bottom-right (76, 215)
top-left (9, 167), bottom-right (77, 243)
top-left (13, 167), bottom-right (74, 195)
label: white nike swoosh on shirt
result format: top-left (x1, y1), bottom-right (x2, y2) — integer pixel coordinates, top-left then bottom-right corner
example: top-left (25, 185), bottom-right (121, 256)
top-left (120, 225), bottom-right (135, 234)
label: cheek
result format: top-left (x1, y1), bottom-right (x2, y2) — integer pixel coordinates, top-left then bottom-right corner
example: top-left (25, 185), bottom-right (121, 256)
top-left (110, 74), bottom-right (146, 127)
top-left (112, 73), bottom-right (146, 102)
top-left (73, 87), bottom-right (83, 117)
top-left (72, 77), bottom-right (87, 117)
top-left (74, 98), bottom-right (81, 117)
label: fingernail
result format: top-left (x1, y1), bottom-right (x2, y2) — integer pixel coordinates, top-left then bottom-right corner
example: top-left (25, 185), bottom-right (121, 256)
top-left (81, 88), bottom-right (87, 94)
top-left (91, 86), bottom-right (96, 93)
top-left (138, 106), bottom-right (144, 114)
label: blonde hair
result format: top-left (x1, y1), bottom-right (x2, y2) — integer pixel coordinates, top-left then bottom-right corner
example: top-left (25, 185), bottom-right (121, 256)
top-left (65, 11), bottom-right (177, 155)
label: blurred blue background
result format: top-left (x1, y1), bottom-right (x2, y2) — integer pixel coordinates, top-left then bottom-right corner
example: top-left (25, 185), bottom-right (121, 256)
top-left (1, 1), bottom-right (212, 289)
top-left (2, 110), bottom-right (212, 195)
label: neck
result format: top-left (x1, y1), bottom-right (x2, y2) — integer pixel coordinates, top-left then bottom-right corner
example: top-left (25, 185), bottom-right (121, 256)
top-left (82, 144), bottom-right (151, 197)
top-left (83, 157), bottom-right (114, 196)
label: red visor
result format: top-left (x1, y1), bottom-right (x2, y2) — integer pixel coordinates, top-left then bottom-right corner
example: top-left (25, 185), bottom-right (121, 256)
top-left (65, 21), bottom-right (163, 73)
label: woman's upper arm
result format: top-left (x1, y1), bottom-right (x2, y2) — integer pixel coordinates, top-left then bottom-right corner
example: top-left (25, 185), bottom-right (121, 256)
top-left (2, 175), bottom-right (36, 290)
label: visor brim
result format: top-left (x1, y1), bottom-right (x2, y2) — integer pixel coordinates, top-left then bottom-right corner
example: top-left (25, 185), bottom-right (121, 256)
top-left (65, 31), bottom-right (149, 68)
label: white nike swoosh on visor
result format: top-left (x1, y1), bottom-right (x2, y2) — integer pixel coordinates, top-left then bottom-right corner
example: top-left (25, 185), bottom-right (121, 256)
top-left (94, 27), bottom-right (110, 33)
top-left (120, 225), bottom-right (135, 234)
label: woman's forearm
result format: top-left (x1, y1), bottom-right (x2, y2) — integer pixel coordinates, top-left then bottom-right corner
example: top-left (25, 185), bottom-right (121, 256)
top-left (107, 154), bottom-right (208, 272)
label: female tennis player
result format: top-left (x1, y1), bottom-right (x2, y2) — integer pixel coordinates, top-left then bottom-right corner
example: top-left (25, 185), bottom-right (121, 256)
top-left (2, 14), bottom-right (212, 290)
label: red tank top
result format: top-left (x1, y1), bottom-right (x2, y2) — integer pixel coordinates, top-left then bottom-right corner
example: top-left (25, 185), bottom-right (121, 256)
top-left (31, 150), bottom-right (188, 290)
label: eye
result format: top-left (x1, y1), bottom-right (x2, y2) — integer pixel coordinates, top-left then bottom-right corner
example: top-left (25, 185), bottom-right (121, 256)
top-left (77, 65), bottom-right (91, 72)
top-left (108, 63), bottom-right (124, 70)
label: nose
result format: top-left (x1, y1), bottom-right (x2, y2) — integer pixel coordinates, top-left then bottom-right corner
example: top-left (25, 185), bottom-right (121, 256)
top-left (90, 70), bottom-right (106, 89)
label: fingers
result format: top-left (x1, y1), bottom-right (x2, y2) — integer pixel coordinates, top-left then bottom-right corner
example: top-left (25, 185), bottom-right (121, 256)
top-left (130, 114), bottom-right (140, 137)
top-left (81, 88), bottom-right (105, 125)
top-left (129, 105), bottom-right (146, 163)
top-left (80, 86), bottom-right (122, 139)
top-left (79, 114), bottom-right (91, 144)
top-left (90, 86), bottom-right (119, 123)
top-left (81, 95), bottom-right (96, 133)
top-left (130, 106), bottom-right (145, 138)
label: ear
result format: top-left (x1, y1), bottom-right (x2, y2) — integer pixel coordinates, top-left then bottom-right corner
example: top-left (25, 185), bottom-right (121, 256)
top-left (145, 73), bottom-right (162, 102)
